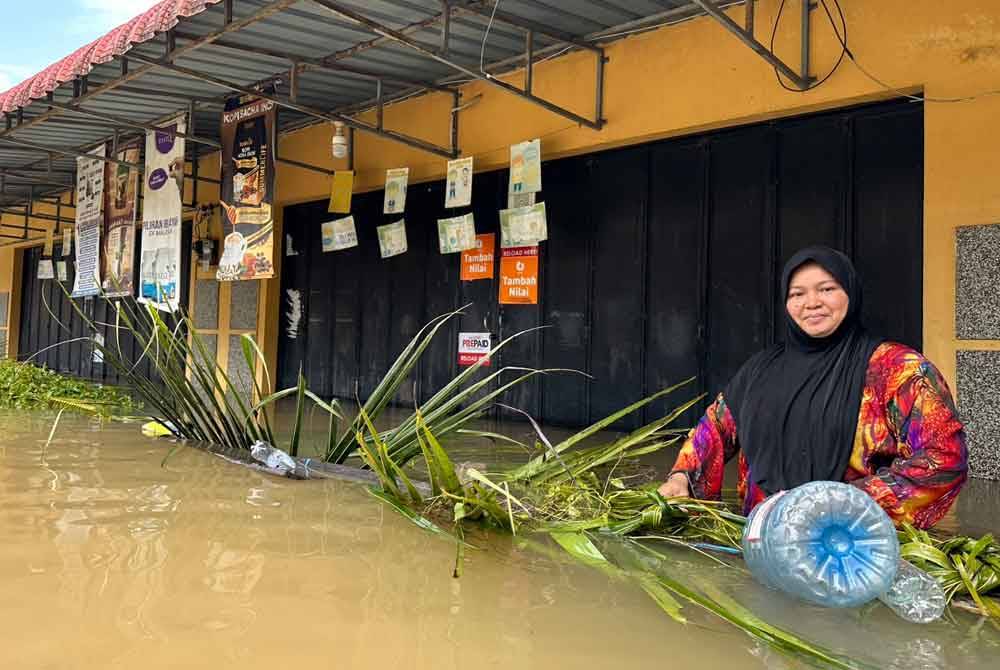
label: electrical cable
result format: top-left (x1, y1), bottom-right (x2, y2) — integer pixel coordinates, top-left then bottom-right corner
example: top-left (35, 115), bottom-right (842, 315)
top-left (769, 0), bottom-right (847, 92)
top-left (480, 0), bottom-right (503, 78)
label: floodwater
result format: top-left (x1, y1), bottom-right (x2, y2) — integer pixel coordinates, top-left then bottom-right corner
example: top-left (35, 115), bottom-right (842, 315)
top-left (1, 411), bottom-right (999, 669)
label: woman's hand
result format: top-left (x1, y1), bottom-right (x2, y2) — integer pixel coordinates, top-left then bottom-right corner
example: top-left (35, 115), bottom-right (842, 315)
top-left (658, 472), bottom-right (690, 498)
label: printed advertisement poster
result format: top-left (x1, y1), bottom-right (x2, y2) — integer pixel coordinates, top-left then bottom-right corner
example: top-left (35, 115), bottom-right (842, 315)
top-left (500, 202), bottom-right (547, 248)
top-left (445, 156), bottom-right (473, 208)
top-left (329, 170), bottom-right (354, 214)
top-left (56, 261), bottom-right (68, 282)
top-left (140, 115), bottom-right (186, 311)
top-left (458, 332), bottom-right (492, 367)
top-left (509, 139), bottom-right (541, 194)
top-left (437, 213), bottom-right (476, 254)
top-left (218, 98), bottom-right (277, 281)
top-left (322, 216), bottom-right (358, 252)
top-left (383, 167), bottom-right (409, 214)
top-left (461, 233), bottom-right (495, 281)
top-left (377, 220), bottom-right (408, 259)
top-left (43, 229), bottom-right (54, 256)
top-left (499, 246), bottom-right (539, 305)
top-left (102, 140), bottom-right (140, 297)
top-left (37, 259), bottom-right (55, 280)
top-left (72, 144), bottom-right (105, 298)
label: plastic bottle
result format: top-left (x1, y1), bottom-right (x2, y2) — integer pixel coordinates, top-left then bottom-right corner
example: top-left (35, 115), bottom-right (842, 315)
top-left (877, 558), bottom-right (947, 623)
top-left (250, 441), bottom-right (297, 475)
top-left (741, 481), bottom-right (900, 608)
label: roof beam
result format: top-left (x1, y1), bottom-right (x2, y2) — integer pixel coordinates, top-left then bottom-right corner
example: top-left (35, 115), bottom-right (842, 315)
top-left (0, 137), bottom-right (143, 170)
top-left (172, 31), bottom-right (454, 94)
top-left (124, 52), bottom-right (457, 159)
top-left (452, 1), bottom-right (601, 54)
top-left (44, 100), bottom-right (221, 149)
top-left (308, 0), bottom-right (605, 129)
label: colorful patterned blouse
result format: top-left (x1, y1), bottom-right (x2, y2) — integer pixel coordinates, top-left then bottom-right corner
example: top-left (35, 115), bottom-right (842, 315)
top-left (670, 342), bottom-right (968, 529)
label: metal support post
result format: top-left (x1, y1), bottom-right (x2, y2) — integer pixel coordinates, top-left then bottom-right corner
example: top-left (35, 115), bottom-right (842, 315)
top-left (308, 0), bottom-right (605, 129)
top-left (745, 0), bottom-right (755, 35)
top-left (375, 79), bottom-right (384, 131)
top-left (441, 1), bottom-right (451, 55)
top-left (125, 51), bottom-right (457, 158)
top-left (801, 0), bottom-right (811, 83)
top-left (688, 0), bottom-right (812, 90)
top-left (525, 30), bottom-right (534, 94)
top-left (450, 90), bottom-right (460, 157)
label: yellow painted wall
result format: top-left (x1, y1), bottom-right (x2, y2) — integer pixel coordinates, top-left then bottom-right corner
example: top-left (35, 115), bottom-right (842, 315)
top-left (3, 0), bottom-right (1000, 389)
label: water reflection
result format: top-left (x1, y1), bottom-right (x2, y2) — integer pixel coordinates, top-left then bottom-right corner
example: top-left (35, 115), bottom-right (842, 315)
top-left (0, 411), bottom-right (998, 669)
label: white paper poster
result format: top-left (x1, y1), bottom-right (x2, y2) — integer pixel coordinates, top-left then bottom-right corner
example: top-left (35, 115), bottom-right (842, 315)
top-left (509, 139), bottom-right (541, 194)
top-left (139, 115), bottom-right (186, 311)
top-left (377, 220), bottom-right (408, 259)
top-left (56, 261), bottom-right (68, 282)
top-left (37, 259), bottom-right (55, 280)
top-left (437, 213), bottom-right (477, 254)
top-left (383, 167), bottom-right (409, 214)
top-left (445, 156), bottom-right (473, 208)
top-left (507, 191), bottom-right (536, 210)
top-left (72, 144), bottom-right (105, 297)
top-left (500, 202), bottom-right (548, 248)
top-left (322, 216), bottom-right (359, 252)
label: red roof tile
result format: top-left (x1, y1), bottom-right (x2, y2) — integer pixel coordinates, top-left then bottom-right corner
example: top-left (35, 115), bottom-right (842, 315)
top-left (0, 0), bottom-right (221, 114)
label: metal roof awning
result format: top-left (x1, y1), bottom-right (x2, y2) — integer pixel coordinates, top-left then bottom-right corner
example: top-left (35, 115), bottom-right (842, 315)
top-left (0, 0), bottom-right (816, 243)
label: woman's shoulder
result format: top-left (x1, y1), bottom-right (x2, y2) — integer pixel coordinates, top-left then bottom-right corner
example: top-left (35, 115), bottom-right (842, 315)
top-left (866, 342), bottom-right (948, 392)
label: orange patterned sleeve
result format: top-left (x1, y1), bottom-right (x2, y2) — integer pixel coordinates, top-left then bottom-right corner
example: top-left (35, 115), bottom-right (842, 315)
top-left (669, 394), bottom-right (740, 501)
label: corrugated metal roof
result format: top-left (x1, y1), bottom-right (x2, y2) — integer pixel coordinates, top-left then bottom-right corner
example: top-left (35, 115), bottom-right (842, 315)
top-left (0, 0), bottom-right (742, 226)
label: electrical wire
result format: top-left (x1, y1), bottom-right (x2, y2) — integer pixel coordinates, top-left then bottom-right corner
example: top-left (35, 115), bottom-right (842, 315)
top-left (769, 0), bottom-right (848, 92)
top-left (480, 0), bottom-right (503, 78)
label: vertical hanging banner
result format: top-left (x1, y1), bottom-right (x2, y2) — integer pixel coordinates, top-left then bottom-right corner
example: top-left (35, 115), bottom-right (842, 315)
top-left (499, 246), bottom-right (539, 305)
top-left (445, 156), bottom-right (473, 208)
top-left (37, 260), bottom-right (55, 280)
top-left (140, 115), bottom-right (186, 311)
top-left (437, 213), bottom-right (477, 254)
top-left (509, 139), bottom-right (542, 194)
top-left (103, 140), bottom-right (140, 297)
top-left (218, 98), bottom-right (277, 281)
top-left (329, 170), bottom-right (354, 214)
top-left (383, 167), bottom-right (409, 214)
top-left (377, 220), bottom-right (408, 259)
top-left (461, 233), bottom-right (495, 281)
top-left (43, 229), bottom-right (54, 256)
top-left (72, 145), bottom-right (105, 297)
top-left (321, 216), bottom-right (358, 252)
top-left (56, 261), bottom-right (68, 282)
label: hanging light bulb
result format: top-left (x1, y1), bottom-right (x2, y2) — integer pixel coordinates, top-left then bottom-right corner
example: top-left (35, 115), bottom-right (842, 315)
top-left (331, 121), bottom-right (349, 160)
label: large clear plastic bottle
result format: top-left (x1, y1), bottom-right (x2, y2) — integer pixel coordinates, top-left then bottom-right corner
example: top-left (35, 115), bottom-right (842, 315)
top-left (877, 558), bottom-right (947, 623)
top-left (741, 481), bottom-right (900, 608)
top-left (250, 441), bottom-right (297, 475)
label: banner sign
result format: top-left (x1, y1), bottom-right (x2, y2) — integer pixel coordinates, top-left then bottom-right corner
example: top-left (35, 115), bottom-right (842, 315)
top-left (458, 332), bottom-right (492, 367)
top-left (37, 259), bottom-right (55, 280)
top-left (322, 216), bottom-right (358, 252)
top-left (461, 233), bottom-right (495, 281)
top-left (445, 156), bottom-right (473, 208)
top-left (218, 98), bottom-right (276, 281)
top-left (499, 246), bottom-right (539, 305)
top-left (72, 144), bottom-right (105, 297)
top-left (500, 202), bottom-right (547, 248)
top-left (61, 227), bottom-right (73, 257)
top-left (103, 140), bottom-right (140, 297)
top-left (384, 167), bottom-right (409, 214)
top-left (437, 213), bottom-right (476, 254)
top-left (140, 115), bottom-right (186, 311)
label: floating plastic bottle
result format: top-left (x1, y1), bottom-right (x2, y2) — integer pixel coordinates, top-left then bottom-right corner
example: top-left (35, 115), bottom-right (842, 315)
top-left (741, 481), bottom-right (900, 608)
top-left (250, 441), bottom-right (297, 474)
top-left (878, 558), bottom-right (946, 623)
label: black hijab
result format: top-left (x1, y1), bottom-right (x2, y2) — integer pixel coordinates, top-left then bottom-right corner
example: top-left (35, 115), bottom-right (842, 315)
top-left (724, 246), bottom-right (884, 494)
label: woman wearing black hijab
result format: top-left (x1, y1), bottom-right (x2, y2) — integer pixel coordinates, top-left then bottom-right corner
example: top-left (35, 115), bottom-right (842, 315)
top-left (659, 246), bottom-right (968, 529)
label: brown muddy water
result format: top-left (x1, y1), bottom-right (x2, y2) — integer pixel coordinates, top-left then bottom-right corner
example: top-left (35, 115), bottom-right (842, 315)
top-left (1, 410), bottom-right (999, 669)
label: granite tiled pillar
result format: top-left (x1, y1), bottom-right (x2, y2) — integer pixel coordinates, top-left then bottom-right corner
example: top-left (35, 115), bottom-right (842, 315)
top-left (956, 224), bottom-right (1000, 480)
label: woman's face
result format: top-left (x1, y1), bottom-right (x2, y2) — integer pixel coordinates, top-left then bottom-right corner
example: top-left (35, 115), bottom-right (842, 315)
top-left (786, 262), bottom-right (850, 338)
